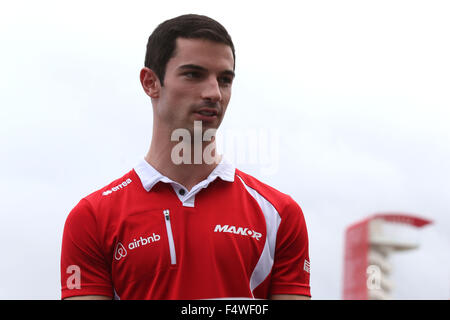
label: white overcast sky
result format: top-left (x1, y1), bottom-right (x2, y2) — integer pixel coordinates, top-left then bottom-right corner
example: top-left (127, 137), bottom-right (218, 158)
top-left (1, 0), bottom-right (449, 299)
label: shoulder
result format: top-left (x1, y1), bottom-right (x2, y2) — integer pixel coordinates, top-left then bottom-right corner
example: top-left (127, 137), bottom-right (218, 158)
top-left (234, 169), bottom-right (303, 219)
top-left (84, 170), bottom-right (140, 206)
top-left (67, 169), bottom-right (139, 224)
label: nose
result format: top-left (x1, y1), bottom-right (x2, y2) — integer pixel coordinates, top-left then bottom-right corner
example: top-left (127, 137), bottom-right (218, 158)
top-left (201, 77), bottom-right (222, 103)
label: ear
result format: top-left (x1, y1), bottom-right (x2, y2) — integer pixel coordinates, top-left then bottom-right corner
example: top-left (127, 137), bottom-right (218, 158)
top-left (140, 67), bottom-right (161, 98)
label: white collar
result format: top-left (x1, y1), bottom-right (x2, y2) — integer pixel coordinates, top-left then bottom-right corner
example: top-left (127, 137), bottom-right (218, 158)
top-left (133, 157), bottom-right (235, 192)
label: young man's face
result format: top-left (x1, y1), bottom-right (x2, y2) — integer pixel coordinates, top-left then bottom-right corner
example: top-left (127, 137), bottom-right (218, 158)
top-left (154, 38), bottom-right (235, 134)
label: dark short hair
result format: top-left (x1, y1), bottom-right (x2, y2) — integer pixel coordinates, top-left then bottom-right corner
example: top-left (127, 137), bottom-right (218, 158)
top-left (144, 14), bottom-right (235, 85)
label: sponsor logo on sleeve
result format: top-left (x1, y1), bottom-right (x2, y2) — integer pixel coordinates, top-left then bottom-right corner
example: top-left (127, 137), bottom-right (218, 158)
top-left (102, 178), bottom-right (132, 196)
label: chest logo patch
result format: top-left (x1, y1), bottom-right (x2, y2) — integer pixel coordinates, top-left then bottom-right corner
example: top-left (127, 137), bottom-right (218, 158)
top-left (114, 242), bottom-right (127, 261)
top-left (214, 224), bottom-right (262, 241)
top-left (114, 233), bottom-right (161, 261)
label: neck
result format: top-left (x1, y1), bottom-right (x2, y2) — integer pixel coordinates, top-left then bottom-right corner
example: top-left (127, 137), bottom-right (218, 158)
top-left (144, 124), bottom-right (221, 191)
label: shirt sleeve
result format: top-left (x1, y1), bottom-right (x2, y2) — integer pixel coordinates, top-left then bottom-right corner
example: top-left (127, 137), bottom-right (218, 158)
top-left (60, 199), bottom-right (114, 299)
top-left (269, 199), bottom-right (311, 297)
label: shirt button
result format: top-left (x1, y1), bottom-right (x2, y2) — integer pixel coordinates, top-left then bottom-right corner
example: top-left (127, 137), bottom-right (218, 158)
top-left (178, 189), bottom-right (186, 196)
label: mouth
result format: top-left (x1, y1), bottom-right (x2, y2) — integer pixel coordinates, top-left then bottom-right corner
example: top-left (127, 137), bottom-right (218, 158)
top-left (196, 108), bottom-right (218, 116)
top-left (194, 108), bottom-right (219, 121)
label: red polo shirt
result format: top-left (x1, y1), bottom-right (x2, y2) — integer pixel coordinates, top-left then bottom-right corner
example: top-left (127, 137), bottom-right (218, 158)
top-left (61, 159), bottom-right (311, 299)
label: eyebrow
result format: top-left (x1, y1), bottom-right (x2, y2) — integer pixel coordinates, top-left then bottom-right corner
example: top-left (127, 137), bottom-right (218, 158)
top-left (178, 64), bottom-right (235, 78)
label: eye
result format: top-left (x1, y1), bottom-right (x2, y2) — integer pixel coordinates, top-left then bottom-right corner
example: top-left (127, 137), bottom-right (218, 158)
top-left (183, 71), bottom-right (201, 79)
top-left (219, 76), bottom-right (233, 85)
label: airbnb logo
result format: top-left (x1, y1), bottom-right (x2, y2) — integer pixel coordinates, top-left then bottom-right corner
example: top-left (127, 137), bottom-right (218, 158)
top-left (114, 242), bottom-right (127, 261)
top-left (114, 233), bottom-right (161, 261)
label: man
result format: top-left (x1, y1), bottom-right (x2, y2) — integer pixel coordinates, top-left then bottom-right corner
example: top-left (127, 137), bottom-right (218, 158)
top-left (61, 14), bottom-right (311, 300)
